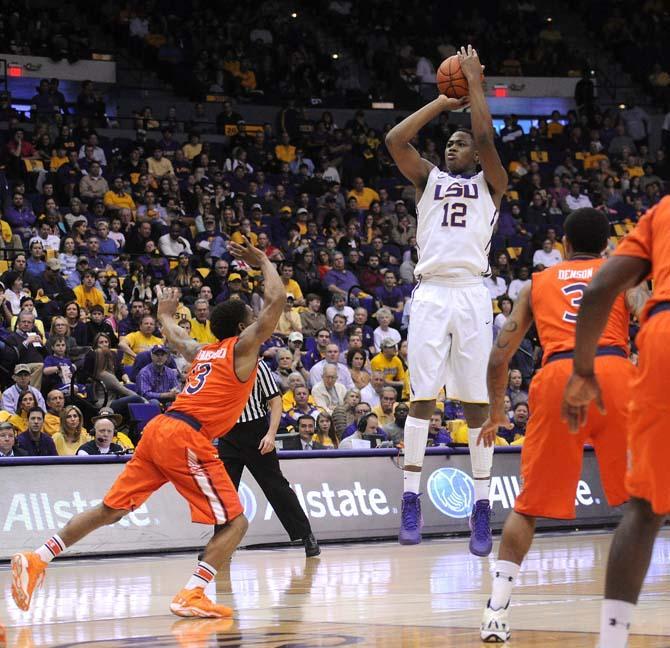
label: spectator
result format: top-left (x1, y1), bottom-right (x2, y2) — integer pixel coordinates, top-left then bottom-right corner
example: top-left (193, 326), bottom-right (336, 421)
top-left (330, 314), bottom-right (350, 354)
top-left (370, 338), bottom-right (406, 389)
top-left (563, 181), bottom-right (593, 212)
top-left (347, 177), bottom-right (380, 210)
top-left (16, 408), bottom-right (57, 456)
top-left (484, 266), bottom-right (508, 300)
top-left (506, 369), bottom-right (528, 407)
top-left (275, 293), bottom-right (302, 337)
top-left (74, 269), bottom-right (105, 309)
top-left (42, 336), bottom-right (78, 394)
top-left (79, 162), bottom-right (109, 203)
top-left (285, 415), bottom-right (326, 451)
top-left (52, 404), bottom-right (89, 456)
top-left (508, 266), bottom-right (531, 301)
top-left (282, 385), bottom-right (320, 430)
top-left (346, 348), bottom-right (370, 390)
top-left (6, 315), bottom-right (47, 387)
top-left (375, 271), bottom-right (404, 315)
top-left (326, 293), bottom-right (355, 325)
top-left (43, 389), bottom-right (65, 436)
top-left (313, 412), bottom-right (338, 448)
top-left (303, 328), bottom-right (331, 369)
top-left (360, 370), bottom-right (385, 408)
top-left (532, 239), bottom-right (563, 269)
top-left (279, 262), bottom-right (304, 306)
top-left (383, 401), bottom-right (409, 446)
top-left (0, 420), bottom-right (27, 457)
top-left (104, 175), bottom-right (136, 214)
top-left (190, 298), bottom-right (217, 344)
top-left (331, 388), bottom-right (361, 440)
top-left (499, 402), bottom-right (529, 445)
top-left (147, 146), bottom-right (175, 180)
top-left (300, 294), bottom-right (328, 337)
top-left (339, 412), bottom-right (384, 449)
top-left (372, 386), bottom-right (397, 427)
top-left (159, 221), bottom-right (193, 257)
top-left (322, 252), bottom-right (360, 298)
top-left (494, 296), bottom-right (514, 331)
top-left (136, 345), bottom-right (181, 408)
top-left (77, 416), bottom-right (124, 455)
top-left (309, 343), bottom-right (354, 389)
top-left (119, 315), bottom-right (162, 365)
top-left (311, 364), bottom-right (347, 414)
top-left (428, 410), bottom-right (451, 446)
top-left (372, 308), bottom-right (401, 351)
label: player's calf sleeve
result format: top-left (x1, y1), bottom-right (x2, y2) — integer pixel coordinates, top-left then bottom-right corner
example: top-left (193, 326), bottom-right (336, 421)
top-left (403, 416), bottom-right (431, 466)
top-left (468, 427), bottom-right (493, 502)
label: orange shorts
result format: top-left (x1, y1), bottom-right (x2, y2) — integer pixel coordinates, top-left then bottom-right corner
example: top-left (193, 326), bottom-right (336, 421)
top-left (514, 354), bottom-right (635, 520)
top-left (104, 414), bottom-right (243, 525)
top-left (626, 313), bottom-right (670, 514)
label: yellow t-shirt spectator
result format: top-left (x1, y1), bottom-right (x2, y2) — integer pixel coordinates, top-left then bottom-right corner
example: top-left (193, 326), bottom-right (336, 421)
top-left (182, 142), bottom-right (203, 161)
top-left (282, 278), bottom-right (303, 302)
top-left (282, 390), bottom-right (317, 412)
top-left (231, 230), bottom-right (258, 246)
top-left (53, 429), bottom-right (90, 456)
top-left (121, 331), bottom-right (163, 365)
top-left (73, 285), bottom-right (106, 310)
top-left (370, 353), bottom-right (406, 383)
top-left (275, 144), bottom-right (296, 163)
top-left (147, 156), bottom-right (175, 178)
top-left (50, 154), bottom-right (68, 171)
top-left (104, 190), bottom-right (136, 212)
top-left (190, 318), bottom-right (217, 344)
top-left (547, 122), bottom-right (564, 139)
top-left (347, 187), bottom-right (380, 210)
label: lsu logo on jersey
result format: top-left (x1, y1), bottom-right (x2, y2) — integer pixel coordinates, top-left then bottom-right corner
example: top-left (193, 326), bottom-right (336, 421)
top-left (433, 181), bottom-right (479, 201)
top-left (184, 362), bottom-right (212, 395)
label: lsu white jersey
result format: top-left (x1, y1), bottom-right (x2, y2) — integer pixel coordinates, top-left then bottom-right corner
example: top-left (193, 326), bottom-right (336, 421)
top-left (414, 166), bottom-right (498, 281)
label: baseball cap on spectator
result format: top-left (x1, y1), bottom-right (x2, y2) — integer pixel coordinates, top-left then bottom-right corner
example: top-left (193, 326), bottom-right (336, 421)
top-left (381, 338), bottom-right (398, 349)
top-left (91, 407), bottom-right (123, 427)
top-left (46, 258), bottom-right (62, 271)
top-left (89, 304), bottom-right (105, 314)
top-left (151, 345), bottom-right (169, 354)
top-left (288, 332), bottom-right (303, 343)
top-left (280, 206), bottom-right (292, 214)
top-left (72, 216), bottom-right (88, 226)
top-left (251, 204), bottom-right (262, 211)
top-left (395, 199), bottom-right (405, 205)
top-left (0, 421), bottom-right (14, 432)
top-left (13, 364), bottom-right (31, 376)
top-left (296, 207), bottom-right (308, 215)
top-left (228, 273), bottom-right (242, 283)
top-left (77, 256), bottom-right (89, 265)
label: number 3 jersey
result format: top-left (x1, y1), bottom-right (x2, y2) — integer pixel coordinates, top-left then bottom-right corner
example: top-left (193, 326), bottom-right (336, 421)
top-left (531, 257), bottom-right (629, 365)
top-left (169, 336), bottom-right (258, 440)
top-left (414, 167), bottom-right (498, 281)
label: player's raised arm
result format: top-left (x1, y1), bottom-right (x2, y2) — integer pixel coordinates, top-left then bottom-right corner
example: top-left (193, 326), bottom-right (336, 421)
top-left (156, 287), bottom-right (204, 363)
top-left (562, 255), bottom-right (650, 431)
top-left (231, 238), bottom-right (286, 379)
top-left (459, 45), bottom-right (508, 205)
top-left (385, 95), bottom-right (468, 192)
top-left (478, 284), bottom-right (534, 447)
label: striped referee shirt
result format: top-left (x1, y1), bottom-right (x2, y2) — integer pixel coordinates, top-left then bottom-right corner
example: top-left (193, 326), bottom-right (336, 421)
top-left (237, 360), bottom-right (281, 423)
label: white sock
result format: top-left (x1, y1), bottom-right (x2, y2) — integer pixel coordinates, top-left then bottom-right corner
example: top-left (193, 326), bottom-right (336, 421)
top-left (402, 415), bottom-right (430, 494)
top-left (490, 560), bottom-right (520, 610)
top-left (599, 599), bottom-right (634, 648)
top-left (468, 427), bottom-right (493, 501)
top-left (35, 535), bottom-right (66, 564)
top-left (184, 560), bottom-right (217, 590)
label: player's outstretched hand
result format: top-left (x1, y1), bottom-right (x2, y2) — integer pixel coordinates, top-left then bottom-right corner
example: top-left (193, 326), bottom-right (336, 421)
top-left (156, 286), bottom-right (181, 319)
top-left (229, 236), bottom-right (265, 267)
top-left (561, 373), bottom-right (606, 434)
top-left (477, 409), bottom-right (513, 448)
top-left (458, 44), bottom-right (485, 82)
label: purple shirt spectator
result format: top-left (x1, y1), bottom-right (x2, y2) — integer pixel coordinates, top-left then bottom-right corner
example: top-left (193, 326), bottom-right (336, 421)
top-left (17, 431), bottom-right (58, 456)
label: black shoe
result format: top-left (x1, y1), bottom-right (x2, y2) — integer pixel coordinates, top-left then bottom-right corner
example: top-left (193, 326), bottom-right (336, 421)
top-left (303, 533), bottom-right (321, 557)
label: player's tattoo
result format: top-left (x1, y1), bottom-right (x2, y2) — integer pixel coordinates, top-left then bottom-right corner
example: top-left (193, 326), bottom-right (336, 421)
top-left (495, 320), bottom-right (518, 348)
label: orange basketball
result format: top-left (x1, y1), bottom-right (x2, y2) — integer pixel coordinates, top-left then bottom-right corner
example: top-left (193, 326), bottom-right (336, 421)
top-left (436, 55), bottom-right (469, 98)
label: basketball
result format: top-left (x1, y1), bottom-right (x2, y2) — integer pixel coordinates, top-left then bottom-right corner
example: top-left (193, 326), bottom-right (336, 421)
top-left (436, 55), bottom-right (469, 98)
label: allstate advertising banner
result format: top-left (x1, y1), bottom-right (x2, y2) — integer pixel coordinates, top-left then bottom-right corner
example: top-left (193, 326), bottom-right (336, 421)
top-left (0, 451), bottom-right (617, 559)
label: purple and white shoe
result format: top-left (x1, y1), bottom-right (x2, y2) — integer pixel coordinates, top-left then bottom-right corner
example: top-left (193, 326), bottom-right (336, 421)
top-left (469, 499), bottom-right (493, 556)
top-left (398, 492), bottom-right (423, 545)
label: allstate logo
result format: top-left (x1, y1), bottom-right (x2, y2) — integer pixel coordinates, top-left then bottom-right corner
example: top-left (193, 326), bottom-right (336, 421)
top-left (238, 481), bottom-right (257, 522)
top-left (427, 467), bottom-right (475, 518)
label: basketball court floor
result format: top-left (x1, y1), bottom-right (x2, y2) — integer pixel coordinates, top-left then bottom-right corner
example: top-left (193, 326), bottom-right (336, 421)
top-left (1, 530), bottom-right (669, 647)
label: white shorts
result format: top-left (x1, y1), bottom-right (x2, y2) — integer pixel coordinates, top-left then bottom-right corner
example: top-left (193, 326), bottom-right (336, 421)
top-left (407, 278), bottom-right (493, 403)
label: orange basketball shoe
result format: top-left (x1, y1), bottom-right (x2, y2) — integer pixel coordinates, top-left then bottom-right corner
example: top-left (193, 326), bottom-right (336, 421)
top-left (170, 587), bottom-right (234, 618)
top-left (11, 552), bottom-right (47, 611)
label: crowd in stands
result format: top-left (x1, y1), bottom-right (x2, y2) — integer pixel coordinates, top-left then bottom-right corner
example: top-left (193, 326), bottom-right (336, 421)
top-left (0, 61), bottom-right (668, 457)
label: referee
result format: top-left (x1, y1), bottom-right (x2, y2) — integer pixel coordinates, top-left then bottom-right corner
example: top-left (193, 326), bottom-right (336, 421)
top-left (214, 359), bottom-right (320, 557)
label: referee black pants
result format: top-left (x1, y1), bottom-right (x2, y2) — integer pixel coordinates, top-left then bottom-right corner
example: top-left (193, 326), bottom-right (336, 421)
top-left (216, 418), bottom-right (312, 541)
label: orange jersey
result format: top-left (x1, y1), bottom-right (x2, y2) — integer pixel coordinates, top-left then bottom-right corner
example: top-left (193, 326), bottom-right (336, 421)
top-left (614, 196), bottom-right (670, 324)
top-left (170, 337), bottom-right (257, 440)
top-left (531, 257), bottom-right (629, 364)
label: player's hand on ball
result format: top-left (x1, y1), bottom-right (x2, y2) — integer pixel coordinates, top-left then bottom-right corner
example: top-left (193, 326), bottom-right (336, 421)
top-left (156, 286), bottom-right (181, 318)
top-left (561, 373), bottom-right (606, 434)
top-left (478, 408), bottom-right (512, 447)
top-left (439, 95), bottom-right (470, 111)
top-left (229, 236), bottom-right (265, 267)
top-left (458, 44), bottom-right (484, 82)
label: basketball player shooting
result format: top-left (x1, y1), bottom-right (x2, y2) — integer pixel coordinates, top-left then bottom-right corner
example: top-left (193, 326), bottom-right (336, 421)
top-left (385, 45), bottom-right (507, 553)
top-left (10, 238), bottom-right (286, 619)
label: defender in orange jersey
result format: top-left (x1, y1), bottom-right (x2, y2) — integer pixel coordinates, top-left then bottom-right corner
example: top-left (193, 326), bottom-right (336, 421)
top-left (11, 239), bottom-right (286, 619)
top-left (563, 196), bottom-right (670, 648)
top-left (477, 208), bottom-right (648, 643)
